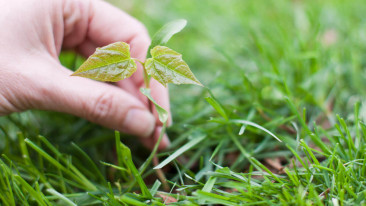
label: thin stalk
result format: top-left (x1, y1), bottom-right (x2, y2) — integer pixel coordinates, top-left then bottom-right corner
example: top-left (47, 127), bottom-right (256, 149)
top-left (139, 122), bottom-right (167, 174)
top-left (133, 58), bottom-right (150, 88)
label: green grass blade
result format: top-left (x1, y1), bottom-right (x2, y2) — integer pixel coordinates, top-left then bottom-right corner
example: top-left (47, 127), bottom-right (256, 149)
top-left (230, 119), bottom-right (282, 142)
top-left (46, 189), bottom-right (77, 206)
top-left (154, 134), bottom-right (206, 169)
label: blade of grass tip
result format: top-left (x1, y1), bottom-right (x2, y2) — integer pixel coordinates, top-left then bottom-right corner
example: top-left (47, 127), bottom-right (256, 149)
top-left (284, 167), bottom-right (299, 187)
top-left (38, 135), bottom-right (97, 190)
top-left (230, 119), bottom-right (282, 142)
top-left (250, 157), bottom-right (284, 184)
top-left (161, 182), bottom-right (178, 205)
top-left (337, 115), bottom-right (356, 157)
top-left (56, 166), bottom-right (67, 195)
top-left (25, 138), bottom-right (97, 191)
top-left (120, 193), bottom-right (149, 206)
top-left (87, 192), bottom-right (105, 202)
top-left (150, 180), bottom-right (161, 196)
top-left (300, 140), bottom-right (320, 166)
top-left (226, 127), bottom-right (251, 160)
top-left (35, 181), bottom-right (52, 206)
top-left (71, 142), bottom-right (107, 185)
top-left (100, 161), bottom-right (128, 172)
top-left (106, 182), bottom-right (120, 205)
top-left (239, 125), bottom-right (246, 135)
top-left (8, 170), bottom-right (29, 205)
top-left (285, 97), bottom-right (312, 136)
top-left (272, 63), bottom-right (292, 97)
top-left (47, 189), bottom-right (77, 206)
top-left (17, 134), bottom-right (53, 190)
top-left (119, 142), bottom-right (152, 198)
top-left (14, 176), bottom-right (47, 206)
top-left (35, 136), bottom-right (44, 174)
top-left (0, 162), bottom-right (16, 206)
top-left (331, 133), bottom-right (348, 160)
top-left (154, 134), bottom-right (206, 169)
top-left (17, 132), bottom-right (31, 165)
top-left (198, 176), bottom-right (217, 204)
top-left (328, 143), bottom-right (339, 171)
top-left (172, 161), bottom-right (184, 186)
top-left (245, 164), bottom-right (254, 194)
top-left (311, 124), bottom-right (331, 155)
top-left (115, 131), bottom-right (131, 182)
top-left (354, 101), bottom-right (361, 150)
top-left (115, 131), bottom-right (124, 168)
top-left (209, 139), bottom-right (225, 161)
top-left (286, 144), bottom-right (310, 172)
top-left (195, 190), bottom-right (238, 206)
top-left (205, 91), bottom-right (228, 121)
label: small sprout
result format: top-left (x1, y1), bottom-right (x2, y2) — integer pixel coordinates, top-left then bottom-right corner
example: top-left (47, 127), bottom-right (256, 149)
top-left (71, 20), bottom-right (203, 125)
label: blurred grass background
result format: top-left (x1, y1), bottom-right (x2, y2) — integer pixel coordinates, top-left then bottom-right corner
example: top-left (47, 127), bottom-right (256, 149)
top-left (111, 0), bottom-right (366, 122)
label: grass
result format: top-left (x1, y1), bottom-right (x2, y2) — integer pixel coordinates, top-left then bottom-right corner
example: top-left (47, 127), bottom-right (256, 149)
top-left (1, 0), bottom-right (366, 205)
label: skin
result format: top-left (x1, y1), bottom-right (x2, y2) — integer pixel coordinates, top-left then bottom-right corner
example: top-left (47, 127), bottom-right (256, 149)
top-left (0, 0), bottom-right (171, 150)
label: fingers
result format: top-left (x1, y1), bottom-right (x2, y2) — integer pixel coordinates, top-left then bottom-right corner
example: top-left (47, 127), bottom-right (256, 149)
top-left (63, 0), bottom-right (149, 85)
top-left (62, 0), bottom-right (172, 123)
top-left (63, 0), bottom-right (150, 59)
top-left (29, 61), bottom-right (156, 138)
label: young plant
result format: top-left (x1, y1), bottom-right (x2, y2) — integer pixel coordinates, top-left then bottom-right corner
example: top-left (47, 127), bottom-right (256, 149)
top-left (72, 18), bottom-right (202, 130)
top-left (71, 20), bottom-right (203, 187)
top-left (72, 19), bottom-right (201, 113)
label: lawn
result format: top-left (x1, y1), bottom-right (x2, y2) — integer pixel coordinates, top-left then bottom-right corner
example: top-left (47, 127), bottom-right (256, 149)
top-left (1, 0), bottom-right (366, 205)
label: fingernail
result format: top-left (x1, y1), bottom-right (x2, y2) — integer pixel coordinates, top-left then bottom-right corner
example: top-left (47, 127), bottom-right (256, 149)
top-left (122, 109), bottom-right (155, 138)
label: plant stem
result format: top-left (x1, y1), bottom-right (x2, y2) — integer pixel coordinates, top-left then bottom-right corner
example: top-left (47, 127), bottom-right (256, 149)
top-left (139, 122), bottom-right (167, 174)
top-left (133, 58), bottom-right (150, 88)
top-left (133, 57), bottom-right (170, 191)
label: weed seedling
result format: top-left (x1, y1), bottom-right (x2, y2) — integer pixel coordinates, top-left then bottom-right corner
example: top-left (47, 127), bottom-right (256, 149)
top-left (72, 19), bottom-right (202, 143)
top-left (71, 19), bottom-right (203, 194)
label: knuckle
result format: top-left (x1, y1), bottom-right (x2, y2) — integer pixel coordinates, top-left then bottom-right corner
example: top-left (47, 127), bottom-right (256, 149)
top-left (89, 92), bottom-right (116, 122)
top-left (0, 69), bottom-right (29, 113)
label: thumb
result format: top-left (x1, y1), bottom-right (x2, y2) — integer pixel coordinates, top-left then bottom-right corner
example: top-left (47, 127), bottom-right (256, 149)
top-left (32, 63), bottom-right (156, 138)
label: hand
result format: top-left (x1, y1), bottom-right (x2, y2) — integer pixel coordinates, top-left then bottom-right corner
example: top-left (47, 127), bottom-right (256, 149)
top-left (0, 0), bottom-right (171, 150)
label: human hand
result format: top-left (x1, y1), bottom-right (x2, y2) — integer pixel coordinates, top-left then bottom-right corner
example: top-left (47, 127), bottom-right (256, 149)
top-left (0, 0), bottom-right (171, 150)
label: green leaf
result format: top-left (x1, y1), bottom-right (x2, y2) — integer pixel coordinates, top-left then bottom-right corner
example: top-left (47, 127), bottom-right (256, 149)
top-left (145, 46), bottom-right (203, 87)
top-left (148, 19), bottom-right (187, 57)
top-left (140, 88), bottom-right (168, 123)
top-left (72, 42), bottom-right (137, 82)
